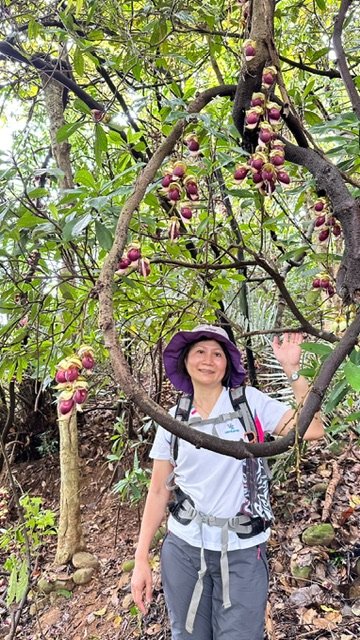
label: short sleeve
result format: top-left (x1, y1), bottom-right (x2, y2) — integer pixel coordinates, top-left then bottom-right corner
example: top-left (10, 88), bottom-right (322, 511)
top-left (245, 386), bottom-right (290, 434)
top-left (149, 424), bottom-right (172, 460)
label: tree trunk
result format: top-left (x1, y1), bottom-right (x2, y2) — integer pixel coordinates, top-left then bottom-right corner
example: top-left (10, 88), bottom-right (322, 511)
top-left (55, 410), bottom-right (85, 564)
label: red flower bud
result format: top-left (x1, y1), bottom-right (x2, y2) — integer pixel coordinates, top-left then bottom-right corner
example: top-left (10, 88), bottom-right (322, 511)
top-left (262, 66), bottom-right (277, 88)
top-left (245, 107), bottom-right (262, 129)
top-left (65, 366), bottom-right (80, 382)
top-left (261, 164), bottom-right (276, 182)
top-left (315, 215), bottom-right (326, 227)
top-left (318, 228), bottom-right (330, 242)
top-left (180, 206), bottom-right (193, 220)
top-left (270, 151), bottom-right (284, 167)
top-left (55, 369), bottom-right (67, 384)
top-left (168, 187), bottom-right (181, 201)
top-left (250, 155), bottom-right (266, 171)
top-left (320, 278), bottom-right (330, 289)
top-left (91, 109), bottom-right (106, 123)
top-left (312, 278), bottom-right (321, 288)
top-left (252, 172), bottom-right (263, 185)
top-left (186, 137), bottom-right (200, 153)
top-left (234, 165), bottom-right (249, 182)
top-left (244, 40), bottom-right (256, 60)
top-left (259, 128), bottom-right (273, 144)
top-left (250, 92), bottom-right (265, 108)
top-left (185, 182), bottom-right (198, 196)
top-left (73, 388), bottom-right (88, 404)
top-left (59, 398), bottom-right (75, 415)
top-left (277, 171), bottom-right (290, 185)
top-left (127, 246), bottom-right (141, 262)
top-left (82, 354), bottom-right (95, 370)
top-left (161, 173), bottom-right (172, 188)
top-left (332, 224), bottom-right (341, 237)
top-left (267, 106), bottom-right (281, 124)
top-left (172, 161), bottom-right (187, 179)
top-left (314, 199), bottom-right (326, 212)
top-left (117, 257), bottom-right (131, 271)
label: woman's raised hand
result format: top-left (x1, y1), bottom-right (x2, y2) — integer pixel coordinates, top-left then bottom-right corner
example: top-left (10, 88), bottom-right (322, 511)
top-left (272, 332), bottom-right (303, 370)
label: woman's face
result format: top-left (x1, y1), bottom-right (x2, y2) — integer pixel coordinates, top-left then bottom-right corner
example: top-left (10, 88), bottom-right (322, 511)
top-left (185, 339), bottom-right (227, 389)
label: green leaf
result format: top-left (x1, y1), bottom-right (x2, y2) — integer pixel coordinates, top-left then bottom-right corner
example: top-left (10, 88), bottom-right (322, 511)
top-left (7, 565), bottom-right (17, 606)
top-left (16, 559), bottom-right (29, 603)
top-left (62, 213), bottom-right (93, 241)
top-left (95, 221), bottom-right (113, 250)
top-left (325, 378), bottom-right (349, 413)
top-left (315, 0), bottom-right (326, 10)
top-left (73, 46), bottom-right (85, 76)
top-left (344, 360), bottom-right (360, 391)
top-left (301, 342), bottom-right (333, 356)
top-left (304, 110), bottom-right (323, 126)
top-left (26, 187), bottom-right (48, 199)
top-left (94, 124), bottom-right (108, 165)
top-left (56, 121), bottom-right (83, 143)
top-left (28, 19), bottom-right (40, 39)
top-left (74, 168), bottom-right (96, 188)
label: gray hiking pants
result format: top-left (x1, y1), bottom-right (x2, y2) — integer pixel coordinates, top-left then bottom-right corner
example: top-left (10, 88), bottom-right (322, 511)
top-left (161, 531), bottom-right (268, 640)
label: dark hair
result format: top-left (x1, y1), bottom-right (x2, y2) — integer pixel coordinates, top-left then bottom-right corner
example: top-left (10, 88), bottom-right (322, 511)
top-left (177, 337), bottom-right (231, 388)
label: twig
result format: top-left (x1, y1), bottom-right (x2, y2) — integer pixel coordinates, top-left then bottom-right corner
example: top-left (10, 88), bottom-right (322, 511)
top-left (321, 460), bottom-right (341, 521)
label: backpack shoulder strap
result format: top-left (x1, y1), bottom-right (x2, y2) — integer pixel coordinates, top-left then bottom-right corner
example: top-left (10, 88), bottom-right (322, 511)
top-left (170, 393), bottom-right (193, 462)
top-left (229, 386), bottom-right (258, 439)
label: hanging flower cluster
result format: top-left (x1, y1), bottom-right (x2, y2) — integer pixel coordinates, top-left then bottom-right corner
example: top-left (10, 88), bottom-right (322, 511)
top-left (0, 486), bottom-right (9, 526)
top-left (115, 245), bottom-right (151, 278)
top-left (312, 274), bottom-right (335, 297)
top-left (161, 157), bottom-right (200, 231)
top-left (55, 346), bottom-right (95, 416)
top-left (313, 198), bottom-right (341, 243)
top-left (233, 76), bottom-right (291, 196)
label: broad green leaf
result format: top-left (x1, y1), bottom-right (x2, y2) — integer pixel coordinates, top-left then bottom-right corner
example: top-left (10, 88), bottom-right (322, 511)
top-left (325, 378), bottom-right (349, 413)
top-left (315, 0), bottom-right (326, 10)
top-left (301, 342), bottom-right (333, 356)
top-left (7, 565), bottom-right (17, 606)
top-left (62, 213), bottom-right (93, 241)
top-left (344, 361), bottom-right (360, 391)
top-left (73, 46), bottom-right (85, 76)
top-left (74, 168), bottom-right (96, 188)
top-left (56, 121), bottom-right (84, 143)
top-left (95, 221), bottom-right (113, 250)
top-left (16, 559), bottom-right (29, 603)
top-left (94, 124), bottom-right (108, 166)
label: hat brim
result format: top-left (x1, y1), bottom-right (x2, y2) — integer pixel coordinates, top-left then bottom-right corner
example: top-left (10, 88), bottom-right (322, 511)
top-left (163, 329), bottom-right (246, 394)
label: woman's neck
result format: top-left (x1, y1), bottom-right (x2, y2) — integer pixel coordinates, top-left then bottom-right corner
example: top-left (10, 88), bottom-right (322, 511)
top-left (192, 384), bottom-right (223, 418)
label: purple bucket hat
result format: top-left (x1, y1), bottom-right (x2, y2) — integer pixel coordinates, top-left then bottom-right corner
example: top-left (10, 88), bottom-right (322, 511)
top-left (163, 324), bottom-right (246, 394)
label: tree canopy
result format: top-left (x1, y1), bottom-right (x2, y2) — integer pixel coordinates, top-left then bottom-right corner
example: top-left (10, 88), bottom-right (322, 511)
top-left (1, 0), bottom-right (360, 458)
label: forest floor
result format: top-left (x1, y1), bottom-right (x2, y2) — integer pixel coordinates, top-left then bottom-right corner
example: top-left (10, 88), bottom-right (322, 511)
top-left (1, 412), bottom-right (360, 640)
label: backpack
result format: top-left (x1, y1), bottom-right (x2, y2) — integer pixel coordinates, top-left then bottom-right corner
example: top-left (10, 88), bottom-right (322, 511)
top-left (168, 386), bottom-right (273, 533)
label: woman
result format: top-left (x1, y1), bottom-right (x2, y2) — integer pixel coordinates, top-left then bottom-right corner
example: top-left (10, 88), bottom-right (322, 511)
top-left (131, 325), bottom-right (324, 639)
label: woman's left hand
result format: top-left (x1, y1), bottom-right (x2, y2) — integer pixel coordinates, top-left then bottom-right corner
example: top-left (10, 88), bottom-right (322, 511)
top-left (272, 332), bottom-right (303, 369)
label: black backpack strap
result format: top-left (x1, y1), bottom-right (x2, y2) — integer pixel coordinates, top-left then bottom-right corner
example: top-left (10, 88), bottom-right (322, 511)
top-left (170, 393), bottom-right (193, 463)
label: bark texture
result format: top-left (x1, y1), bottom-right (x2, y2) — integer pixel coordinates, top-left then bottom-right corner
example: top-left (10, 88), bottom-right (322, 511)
top-left (55, 411), bottom-right (85, 565)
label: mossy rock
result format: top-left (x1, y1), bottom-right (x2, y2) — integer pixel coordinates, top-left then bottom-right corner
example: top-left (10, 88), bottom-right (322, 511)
top-left (72, 551), bottom-right (99, 570)
top-left (291, 563), bottom-right (312, 580)
top-left (72, 567), bottom-right (94, 585)
top-left (302, 523), bottom-right (335, 547)
top-left (37, 577), bottom-right (55, 594)
top-left (310, 482), bottom-right (328, 497)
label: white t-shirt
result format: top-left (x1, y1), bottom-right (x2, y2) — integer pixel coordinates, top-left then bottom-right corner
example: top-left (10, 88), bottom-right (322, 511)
top-left (150, 386), bottom-right (289, 551)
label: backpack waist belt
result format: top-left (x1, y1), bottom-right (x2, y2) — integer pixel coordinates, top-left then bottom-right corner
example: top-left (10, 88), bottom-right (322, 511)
top-left (168, 487), bottom-right (271, 634)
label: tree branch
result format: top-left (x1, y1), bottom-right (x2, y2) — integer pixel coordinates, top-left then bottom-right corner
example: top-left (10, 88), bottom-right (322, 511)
top-left (333, 0), bottom-right (360, 119)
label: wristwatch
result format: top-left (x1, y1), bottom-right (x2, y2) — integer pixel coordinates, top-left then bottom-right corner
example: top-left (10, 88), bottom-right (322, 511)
top-left (287, 370), bottom-right (300, 383)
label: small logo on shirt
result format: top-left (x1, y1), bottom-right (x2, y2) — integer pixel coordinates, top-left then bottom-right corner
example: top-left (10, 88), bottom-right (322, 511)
top-left (225, 423), bottom-right (240, 434)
